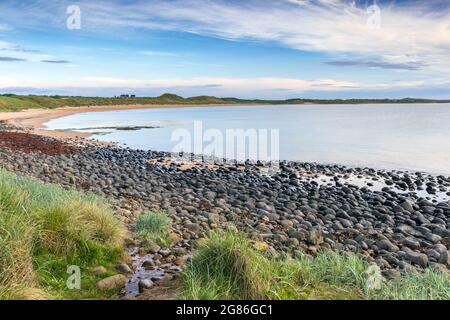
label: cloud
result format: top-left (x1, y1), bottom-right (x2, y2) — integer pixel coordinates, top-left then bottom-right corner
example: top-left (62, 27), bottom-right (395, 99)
top-left (1, 1), bottom-right (449, 72)
top-left (10, 47), bottom-right (42, 54)
top-left (0, 75), bottom-right (440, 94)
top-left (140, 51), bottom-right (179, 57)
top-left (1, 0), bottom-right (450, 98)
top-left (0, 23), bottom-right (13, 31)
top-left (41, 60), bottom-right (71, 64)
top-left (3, 77), bottom-right (450, 99)
top-left (325, 59), bottom-right (428, 70)
top-left (0, 56), bottom-right (26, 62)
top-left (0, 41), bottom-right (15, 50)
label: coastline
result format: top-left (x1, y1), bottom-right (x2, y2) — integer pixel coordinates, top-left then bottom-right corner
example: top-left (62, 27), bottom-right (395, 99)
top-left (0, 103), bottom-right (259, 139)
top-left (0, 107), bottom-right (449, 299)
top-left (0, 132), bottom-right (449, 278)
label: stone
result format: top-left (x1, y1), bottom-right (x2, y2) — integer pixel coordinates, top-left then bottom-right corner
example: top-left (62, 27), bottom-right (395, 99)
top-left (288, 229), bottom-right (307, 241)
top-left (168, 265), bottom-right (183, 273)
top-left (92, 266), bottom-right (107, 275)
top-left (404, 250), bottom-right (428, 268)
top-left (138, 279), bottom-right (154, 292)
top-left (425, 233), bottom-right (442, 243)
top-left (433, 244), bottom-right (449, 265)
top-left (207, 212), bottom-right (221, 224)
top-left (426, 249), bottom-right (441, 261)
top-left (377, 239), bottom-right (399, 252)
top-left (307, 229), bottom-right (324, 245)
top-left (382, 269), bottom-right (401, 280)
top-left (185, 222), bottom-right (201, 233)
top-left (401, 238), bottom-right (421, 250)
top-left (96, 275), bottom-right (127, 291)
top-left (280, 220), bottom-right (294, 228)
top-left (252, 240), bottom-right (270, 251)
top-left (115, 263), bottom-right (132, 274)
top-left (159, 249), bottom-right (171, 257)
top-left (148, 243), bottom-right (161, 254)
top-left (401, 200), bottom-right (415, 213)
top-left (167, 232), bottom-right (182, 245)
top-left (142, 260), bottom-right (155, 269)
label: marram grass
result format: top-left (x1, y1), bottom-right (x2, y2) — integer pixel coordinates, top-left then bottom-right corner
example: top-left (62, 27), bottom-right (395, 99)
top-left (181, 229), bottom-right (450, 300)
top-left (0, 169), bottom-right (126, 300)
top-left (135, 211), bottom-right (170, 246)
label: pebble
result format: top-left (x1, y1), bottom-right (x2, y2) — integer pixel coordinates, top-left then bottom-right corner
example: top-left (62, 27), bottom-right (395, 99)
top-left (0, 142), bottom-right (449, 274)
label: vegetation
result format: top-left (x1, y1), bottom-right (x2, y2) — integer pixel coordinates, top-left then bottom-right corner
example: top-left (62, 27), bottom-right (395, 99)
top-left (135, 211), bottom-right (170, 246)
top-left (0, 169), bottom-right (126, 300)
top-left (1, 167), bottom-right (448, 301)
top-left (1, 93), bottom-right (449, 112)
top-left (0, 93), bottom-right (230, 112)
top-left (181, 230), bottom-right (450, 300)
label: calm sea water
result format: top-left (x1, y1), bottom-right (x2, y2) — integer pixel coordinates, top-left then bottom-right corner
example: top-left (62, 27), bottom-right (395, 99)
top-left (44, 104), bottom-right (450, 175)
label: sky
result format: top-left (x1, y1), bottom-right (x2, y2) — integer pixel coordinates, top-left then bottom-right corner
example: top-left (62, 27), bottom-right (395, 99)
top-left (0, 0), bottom-right (450, 99)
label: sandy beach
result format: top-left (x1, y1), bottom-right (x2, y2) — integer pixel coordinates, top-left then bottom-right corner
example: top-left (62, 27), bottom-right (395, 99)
top-left (0, 103), bottom-right (258, 139)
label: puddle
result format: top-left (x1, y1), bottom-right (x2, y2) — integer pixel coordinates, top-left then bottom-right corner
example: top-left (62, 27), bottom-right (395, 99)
top-left (123, 247), bottom-right (165, 298)
top-left (301, 172), bottom-right (450, 203)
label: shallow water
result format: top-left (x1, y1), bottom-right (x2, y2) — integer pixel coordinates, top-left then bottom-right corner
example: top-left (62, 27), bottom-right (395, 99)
top-left (44, 104), bottom-right (450, 175)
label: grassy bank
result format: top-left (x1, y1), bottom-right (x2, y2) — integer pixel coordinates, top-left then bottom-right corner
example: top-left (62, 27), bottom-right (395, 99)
top-left (0, 94), bottom-right (231, 112)
top-left (181, 230), bottom-right (450, 300)
top-left (0, 169), bottom-right (126, 300)
top-left (1, 93), bottom-right (449, 112)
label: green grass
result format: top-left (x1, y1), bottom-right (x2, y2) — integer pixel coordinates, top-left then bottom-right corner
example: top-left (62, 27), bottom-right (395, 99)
top-left (135, 211), bottom-right (170, 246)
top-left (0, 94), bottom-right (232, 112)
top-left (376, 268), bottom-right (450, 300)
top-left (0, 169), bottom-right (126, 300)
top-left (181, 229), bottom-right (300, 299)
top-left (1, 93), bottom-right (449, 112)
top-left (181, 229), bottom-right (450, 300)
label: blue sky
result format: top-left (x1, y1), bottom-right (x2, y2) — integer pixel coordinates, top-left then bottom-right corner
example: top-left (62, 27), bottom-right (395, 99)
top-left (0, 0), bottom-right (450, 99)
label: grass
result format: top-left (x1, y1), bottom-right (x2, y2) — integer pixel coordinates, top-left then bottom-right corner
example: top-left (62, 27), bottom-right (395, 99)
top-left (181, 229), bottom-right (450, 300)
top-left (1, 167), bottom-right (448, 301)
top-left (0, 169), bottom-right (126, 300)
top-left (376, 268), bottom-right (450, 300)
top-left (1, 93), bottom-right (449, 112)
top-left (135, 211), bottom-right (170, 246)
top-left (0, 94), bottom-right (231, 112)
top-left (181, 229), bottom-right (300, 299)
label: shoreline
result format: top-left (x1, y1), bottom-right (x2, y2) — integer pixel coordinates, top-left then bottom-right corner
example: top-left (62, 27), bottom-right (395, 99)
top-left (0, 118), bottom-right (449, 297)
top-left (0, 103), bottom-right (261, 139)
top-left (0, 135), bottom-right (449, 279)
top-left (2, 103), bottom-right (450, 176)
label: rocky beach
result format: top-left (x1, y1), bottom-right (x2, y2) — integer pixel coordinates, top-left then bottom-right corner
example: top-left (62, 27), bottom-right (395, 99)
top-left (1, 119), bottom-right (449, 298)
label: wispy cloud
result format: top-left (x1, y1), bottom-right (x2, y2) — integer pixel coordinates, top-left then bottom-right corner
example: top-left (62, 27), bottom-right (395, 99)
top-left (0, 75), bottom-right (440, 93)
top-left (0, 1), bottom-right (449, 98)
top-left (41, 59), bottom-right (71, 64)
top-left (325, 58), bottom-right (428, 70)
top-left (0, 23), bottom-right (13, 31)
top-left (0, 56), bottom-right (27, 62)
top-left (1, 1), bottom-right (449, 69)
top-left (140, 51), bottom-right (179, 57)
top-left (2, 0), bottom-right (445, 72)
top-left (2, 75), bottom-right (449, 99)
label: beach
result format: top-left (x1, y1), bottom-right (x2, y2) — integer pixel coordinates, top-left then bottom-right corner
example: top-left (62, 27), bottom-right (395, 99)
top-left (0, 103), bottom-right (256, 139)
top-left (1, 104), bottom-right (449, 299)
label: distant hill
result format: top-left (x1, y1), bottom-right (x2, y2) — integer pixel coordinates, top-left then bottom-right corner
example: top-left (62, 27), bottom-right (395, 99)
top-left (0, 93), bottom-right (449, 112)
